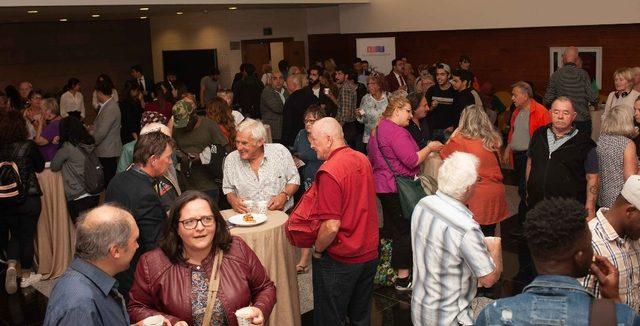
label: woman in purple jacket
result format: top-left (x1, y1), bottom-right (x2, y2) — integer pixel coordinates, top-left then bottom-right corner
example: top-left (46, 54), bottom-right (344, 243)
top-left (367, 94), bottom-right (442, 291)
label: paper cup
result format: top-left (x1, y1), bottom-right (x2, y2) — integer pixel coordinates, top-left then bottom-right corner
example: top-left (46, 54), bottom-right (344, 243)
top-left (255, 200), bottom-right (268, 214)
top-left (235, 307), bottom-right (254, 326)
top-left (142, 315), bottom-right (164, 326)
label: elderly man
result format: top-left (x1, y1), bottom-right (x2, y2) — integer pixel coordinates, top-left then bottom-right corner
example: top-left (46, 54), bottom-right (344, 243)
top-left (105, 131), bottom-right (175, 295)
top-left (281, 73), bottom-right (319, 147)
top-left (544, 46), bottom-right (599, 136)
top-left (307, 117), bottom-right (379, 326)
top-left (580, 176), bottom-right (640, 311)
top-left (223, 118), bottom-right (299, 213)
top-left (527, 96), bottom-right (598, 219)
top-left (411, 151), bottom-right (501, 326)
top-left (260, 70), bottom-right (288, 143)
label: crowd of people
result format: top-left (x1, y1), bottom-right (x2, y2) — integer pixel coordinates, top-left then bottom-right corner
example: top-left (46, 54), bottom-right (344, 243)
top-left (2, 45), bottom-right (640, 325)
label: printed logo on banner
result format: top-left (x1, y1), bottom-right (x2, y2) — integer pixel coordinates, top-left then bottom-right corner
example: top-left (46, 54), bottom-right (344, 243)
top-left (366, 46), bottom-right (385, 53)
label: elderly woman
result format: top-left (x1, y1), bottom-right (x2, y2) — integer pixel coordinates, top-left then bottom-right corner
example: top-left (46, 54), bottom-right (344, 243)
top-left (414, 70), bottom-right (435, 95)
top-left (597, 104), bottom-right (638, 208)
top-left (604, 67), bottom-right (640, 116)
top-left (128, 191), bottom-right (276, 326)
top-left (0, 110), bottom-right (45, 293)
top-left (367, 95), bottom-right (443, 291)
top-left (34, 98), bottom-right (62, 161)
top-left (440, 105), bottom-right (508, 235)
top-left (356, 74), bottom-right (389, 144)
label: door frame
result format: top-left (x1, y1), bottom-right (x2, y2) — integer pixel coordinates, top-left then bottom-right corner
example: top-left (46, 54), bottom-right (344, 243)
top-left (240, 37), bottom-right (294, 65)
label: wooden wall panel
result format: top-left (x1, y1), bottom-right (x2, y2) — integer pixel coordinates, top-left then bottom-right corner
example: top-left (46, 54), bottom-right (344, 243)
top-left (309, 24), bottom-right (640, 96)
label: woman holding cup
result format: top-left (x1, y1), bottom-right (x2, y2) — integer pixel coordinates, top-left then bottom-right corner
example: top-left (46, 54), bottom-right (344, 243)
top-left (128, 191), bottom-right (276, 326)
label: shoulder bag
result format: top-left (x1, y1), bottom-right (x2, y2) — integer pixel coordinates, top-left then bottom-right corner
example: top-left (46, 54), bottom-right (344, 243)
top-left (202, 249), bottom-right (224, 326)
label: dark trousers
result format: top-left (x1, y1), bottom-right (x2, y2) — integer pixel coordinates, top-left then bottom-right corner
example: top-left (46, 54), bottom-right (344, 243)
top-left (67, 195), bottom-right (101, 224)
top-left (312, 254), bottom-right (377, 326)
top-left (0, 196), bottom-right (41, 269)
top-left (99, 156), bottom-right (119, 188)
top-left (512, 150), bottom-right (537, 290)
top-left (574, 120), bottom-right (592, 138)
top-left (378, 193), bottom-right (412, 269)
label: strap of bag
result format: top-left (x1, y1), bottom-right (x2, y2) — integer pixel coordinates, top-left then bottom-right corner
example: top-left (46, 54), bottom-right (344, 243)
top-left (202, 249), bottom-right (224, 326)
top-left (374, 127), bottom-right (400, 177)
top-left (589, 298), bottom-right (616, 326)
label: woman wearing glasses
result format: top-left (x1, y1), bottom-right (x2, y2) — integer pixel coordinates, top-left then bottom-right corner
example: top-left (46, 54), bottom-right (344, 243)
top-left (128, 191), bottom-right (276, 326)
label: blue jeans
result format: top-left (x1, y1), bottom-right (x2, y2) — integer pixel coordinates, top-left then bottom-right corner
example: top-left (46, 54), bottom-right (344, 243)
top-left (312, 254), bottom-right (378, 326)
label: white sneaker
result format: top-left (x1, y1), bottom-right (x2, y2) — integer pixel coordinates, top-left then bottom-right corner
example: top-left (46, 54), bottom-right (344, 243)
top-left (20, 272), bottom-right (42, 288)
top-left (5, 262), bottom-right (17, 294)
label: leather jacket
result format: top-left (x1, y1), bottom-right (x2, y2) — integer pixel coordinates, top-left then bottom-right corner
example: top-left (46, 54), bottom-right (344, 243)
top-left (0, 140), bottom-right (44, 198)
top-left (127, 237), bottom-right (276, 326)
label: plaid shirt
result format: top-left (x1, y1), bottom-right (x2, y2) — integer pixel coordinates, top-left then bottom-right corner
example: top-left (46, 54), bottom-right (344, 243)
top-left (580, 208), bottom-right (640, 312)
top-left (335, 80), bottom-right (357, 124)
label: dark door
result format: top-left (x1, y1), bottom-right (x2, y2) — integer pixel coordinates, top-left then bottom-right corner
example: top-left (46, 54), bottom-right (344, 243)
top-left (162, 49), bottom-right (217, 99)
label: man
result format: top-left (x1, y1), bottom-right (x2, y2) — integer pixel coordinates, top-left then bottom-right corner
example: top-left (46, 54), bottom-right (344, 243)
top-left (105, 131), bottom-right (174, 295)
top-left (281, 73), bottom-right (319, 147)
top-left (330, 65), bottom-right (357, 126)
top-left (259, 70), bottom-right (288, 143)
top-left (544, 46), bottom-right (599, 136)
top-left (385, 58), bottom-right (407, 92)
top-left (458, 55), bottom-right (481, 90)
top-left (527, 97), bottom-right (598, 220)
top-left (406, 92), bottom-right (431, 148)
top-left (412, 152), bottom-right (501, 326)
top-left (130, 64), bottom-right (153, 102)
top-left (361, 60), bottom-right (370, 74)
top-left (581, 176), bottom-right (640, 312)
top-left (426, 63), bottom-right (457, 142)
top-left (450, 68), bottom-right (478, 128)
top-left (16, 81), bottom-right (33, 110)
top-left (92, 75), bottom-right (122, 187)
top-left (223, 119), bottom-right (299, 213)
top-left (236, 63), bottom-right (263, 119)
top-left (477, 198), bottom-right (640, 325)
top-left (308, 117), bottom-right (379, 326)
top-left (45, 204), bottom-right (140, 325)
top-left (354, 58), bottom-right (368, 84)
top-left (200, 67), bottom-right (221, 107)
top-left (164, 70), bottom-right (177, 91)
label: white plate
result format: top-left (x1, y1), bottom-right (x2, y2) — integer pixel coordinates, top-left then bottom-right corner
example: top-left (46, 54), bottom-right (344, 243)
top-left (228, 213), bottom-right (268, 227)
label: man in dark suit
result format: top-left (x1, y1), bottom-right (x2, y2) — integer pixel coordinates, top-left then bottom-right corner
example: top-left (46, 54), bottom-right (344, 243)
top-left (130, 64), bottom-right (154, 102)
top-left (260, 70), bottom-right (289, 143)
top-left (92, 75), bottom-right (122, 187)
top-left (385, 58), bottom-right (407, 92)
top-left (281, 74), bottom-right (319, 147)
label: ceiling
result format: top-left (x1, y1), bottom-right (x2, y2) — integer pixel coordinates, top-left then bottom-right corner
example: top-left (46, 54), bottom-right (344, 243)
top-left (0, 4), bottom-right (338, 23)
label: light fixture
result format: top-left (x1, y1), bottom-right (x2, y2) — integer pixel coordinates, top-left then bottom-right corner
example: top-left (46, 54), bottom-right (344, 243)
top-left (140, 16), bottom-right (147, 19)
top-left (27, 10), bottom-right (38, 14)
top-left (176, 11), bottom-right (183, 15)
top-left (59, 18), bottom-right (68, 22)
top-left (228, 6), bottom-right (237, 10)
top-left (91, 14), bottom-right (100, 18)
top-left (139, 7), bottom-right (149, 11)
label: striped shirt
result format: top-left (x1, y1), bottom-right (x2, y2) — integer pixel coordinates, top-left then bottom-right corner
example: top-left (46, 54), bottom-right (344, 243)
top-left (580, 208), bottom-right (640, 312)
top-left (543, 63), bottom-right (599, 122)
top-left (411, 191), bottom-right (495, 326)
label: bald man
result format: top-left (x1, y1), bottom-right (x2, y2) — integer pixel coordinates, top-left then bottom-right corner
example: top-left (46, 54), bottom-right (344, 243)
top-left (306, 117), bottom-right (379, 325)
top-left (281, 73), bottom-right (319, 146)
top-left (544, 46), bottom-right (599, 137)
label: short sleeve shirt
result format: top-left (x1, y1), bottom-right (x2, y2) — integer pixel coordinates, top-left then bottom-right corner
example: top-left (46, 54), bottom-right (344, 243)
top-left (200, 76), bottom-right (220, 104)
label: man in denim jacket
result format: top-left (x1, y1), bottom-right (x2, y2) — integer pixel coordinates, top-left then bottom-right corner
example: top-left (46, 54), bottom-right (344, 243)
top-left (476, 198), bottom-right (640, 325)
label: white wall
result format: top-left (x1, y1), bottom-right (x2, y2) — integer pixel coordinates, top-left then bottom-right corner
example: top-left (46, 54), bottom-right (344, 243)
top-left (338, 0), bottom-right (640, 34)
top-left (306, 6), bottom-right (340, 35)
top-left (150, 8), bottom-right (309, 86)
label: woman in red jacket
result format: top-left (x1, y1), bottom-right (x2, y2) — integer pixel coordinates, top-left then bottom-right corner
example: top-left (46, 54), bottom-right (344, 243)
top-left (127, 191), bottom-right (276, 326)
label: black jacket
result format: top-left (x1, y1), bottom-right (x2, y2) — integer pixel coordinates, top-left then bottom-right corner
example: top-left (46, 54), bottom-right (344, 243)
top-left (281, 87), bottom-right (320, 147)
top-left (527, 124), bottom-right (596, 207)
top-left (0, 140), bottom-right (44, 198)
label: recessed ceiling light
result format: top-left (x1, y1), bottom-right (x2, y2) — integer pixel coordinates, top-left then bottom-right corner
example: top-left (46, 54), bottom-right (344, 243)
top-left (229, 6), bottom-right (237, 10)
top-left (140, 16), bottom-right (147, 19)
top-left (59, 18), bottom-right (68, 22)
top-left (91, 14), bottom-right (100, 18)
top-left (27, 10), bottom-right (38, 14)
top-left (176, 11), bottom-right (183, 15)
top-left (139, 7), bottom-right (149, 11)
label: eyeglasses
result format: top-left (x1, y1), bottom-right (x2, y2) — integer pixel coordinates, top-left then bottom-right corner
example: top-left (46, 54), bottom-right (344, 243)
top-left (179, 215), bottom-right (215, 230)
top-left (304, 119), bottom-right (317, 125)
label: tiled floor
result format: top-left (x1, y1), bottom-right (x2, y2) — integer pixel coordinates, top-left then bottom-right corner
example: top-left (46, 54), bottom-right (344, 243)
top-left (0, 170), bottom-right (529, 326)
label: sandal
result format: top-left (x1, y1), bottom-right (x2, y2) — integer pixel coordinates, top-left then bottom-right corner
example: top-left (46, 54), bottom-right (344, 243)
top-left (296, 264), bottom-right (309, 274)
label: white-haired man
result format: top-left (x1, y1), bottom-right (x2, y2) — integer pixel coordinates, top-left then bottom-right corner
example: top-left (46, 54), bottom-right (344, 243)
top-left (411, 152), bottom-right (502, 326)
top-left (223, 118), bottom-right (300, 213)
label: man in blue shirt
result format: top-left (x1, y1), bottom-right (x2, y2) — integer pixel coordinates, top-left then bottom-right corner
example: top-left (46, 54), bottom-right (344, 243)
top-left (44, 204), bottom-right (165, 326)
top-left (476, 198), bottom-right (640, 325)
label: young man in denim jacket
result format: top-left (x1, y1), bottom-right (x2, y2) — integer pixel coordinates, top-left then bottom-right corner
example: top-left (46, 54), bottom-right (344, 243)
top-left (476, 198), bottom-right (640, 325)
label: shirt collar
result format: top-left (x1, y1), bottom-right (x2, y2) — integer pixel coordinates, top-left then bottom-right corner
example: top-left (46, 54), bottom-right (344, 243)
top-left (326, 146), bottom-right (349, 161)
top-left (595, 207), bottom-right (623, 243)
top-left (435, 190), bottom-right (473, 218)
top-left (547, 126), bottom-right (578, 141)
top-left (70, 257), bottom-right (117, 296)
top-left (525, 275), bottom-right (592, 296)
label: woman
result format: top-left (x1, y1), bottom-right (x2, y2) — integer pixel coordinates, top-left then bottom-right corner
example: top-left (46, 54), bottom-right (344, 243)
top-left (128, 191), bottom-right (276, 326)
top-left (145, 82), bottom-right (174, 120)
top-left (414, 70), bottom-right (435, 95)
top-left (403, 63), bottom-right (417, 93)
top-left (367, 95), bottom-right (443, 291)
top-left (23, 89), bottom-right (44, 138)
top-left (260, 63), bottom-right (272, 88)
top-left (217, 89), bottom-right (244, 126)
top-left (119, 82), bottom-right (144, 144)
top-left (34, 98), bottom-right (62, 161)
top-left (406, 92), bottom-right (431, 148)
top-left (440, 104), bottom-right (508, 235)
top-left (91, 74), bottom-right (118, 109)
top-left (0, 110), bottom-right (45, 293)
top-left (356, 74), bottom-right (389, 144)
top-left (597, 104), bottom-right (638, 208)
top-left (60, 78), bottom-right (85, 119)
top-left (50, 116), bottom-right (100, 223)
top-left (206, 97), bottom-right (237, 148)
top-left (604, 68), bottom-right (640, 116)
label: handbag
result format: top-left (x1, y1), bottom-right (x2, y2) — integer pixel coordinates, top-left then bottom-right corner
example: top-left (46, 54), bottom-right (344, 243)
top-left (202, 249), bottom-right (223, 326)
top-left (375, 127), bottom-right (426, 220)
top-left (285, 182), bottom-right (321, 248)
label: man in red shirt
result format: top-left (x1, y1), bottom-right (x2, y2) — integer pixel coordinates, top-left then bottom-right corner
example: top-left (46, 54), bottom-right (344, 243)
top-left (308, 117), bottom-right (379, 326)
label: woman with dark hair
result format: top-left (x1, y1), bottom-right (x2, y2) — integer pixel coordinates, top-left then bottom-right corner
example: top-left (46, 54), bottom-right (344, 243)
top-left (206, 96), bottom-right (236, 147)
top-left (128, 191), bottom-right (276, 326)
top-left (4, 85), bottom-right (21, 111)
top-left (60, 77), bottom-right (85, 119)
top-left (145, 82), bottom-right (174, 120)
top-left (119, 81), bottom-right (144, 144)
top-left (50, 116), bottom-right (99, 223)
top-left (0, 110), bottom-right (45, 293)
top-left (91, 73), bottom-right (118, 109)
